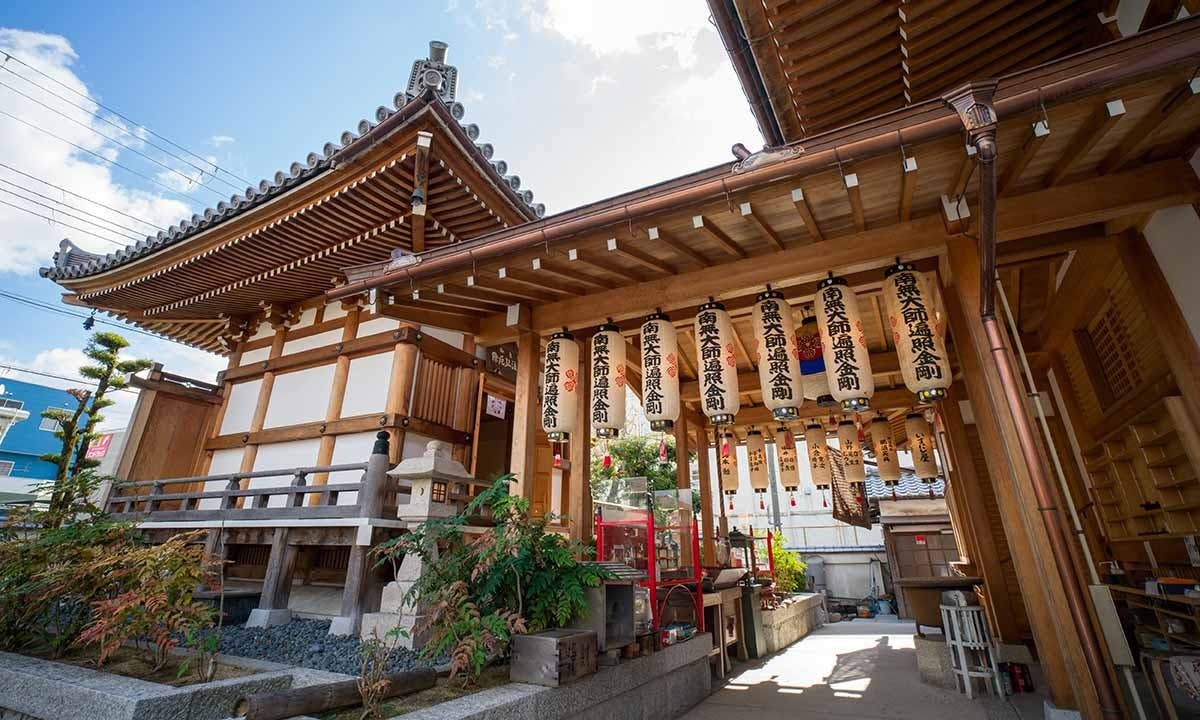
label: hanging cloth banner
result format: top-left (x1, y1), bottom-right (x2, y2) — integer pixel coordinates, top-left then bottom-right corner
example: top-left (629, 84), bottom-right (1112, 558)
top-left (798, 315), bottom-right (834, 406)
top-left (591, 323), bottom-right (627, 439)
top-left (752, 289), bottom-right (802, 421)
top-left (815, 275), bottom-right (875, 412)
top-left (884, 262), bottom-right (952, 403)
top-left (640, 312), bottom-right (680, 432)
top-left (695, 299), bottom-right (740, 426)
top-left (830, 442), bottom-right (872, 530)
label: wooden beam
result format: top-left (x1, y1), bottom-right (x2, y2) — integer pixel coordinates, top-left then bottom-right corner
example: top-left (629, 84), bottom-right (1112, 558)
top-left (510, 322), bottom-right (539, 498)
top-left (466, 274), bottom-right (558, 304)
top-left (530, 256), bottom-right (616, 291)
top-left (738, 202), bottom-right (785, 251)
top-left (899, 156), bottom-right (918, 222)
top-left (376, 299), bottom-right (480, 335)
top-left (411, 131), bottom-right (431, 252)
top-left (498, 266), bottom-right (585, 296)
top-left (675, 411), bottom-right (690, 490)
top-left (695, 420), bottom-right (715, 565)
top-left (649, 226), bottom-right (712, 268)
top-left (568, 332), bottom-right (592, 542)
top-left (1099, 79), bottom-right (1200, 174)
top-left (692, 215), bottom-right (747, 258)
top-left (844, 173), bottom-right (866, 231)
top-left (567, 247), bottom-right (646, 284)
top-left (999, 120), bottom-right (1051, 196)
top-left (1045, 99), bottom-right (1125, 187)
top-left (1036, 243), bottom-right (1118, 352)
top-left (790, 187), bottom-right (824, 241)
top-left (606, 237), bottom-right (676, 275)
top-left (949, 144), bottom-right (977, 200)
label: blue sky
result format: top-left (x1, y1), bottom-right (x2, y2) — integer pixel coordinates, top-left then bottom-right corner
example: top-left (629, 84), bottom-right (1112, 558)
top-left (0, 1), bottom-right (759, 428)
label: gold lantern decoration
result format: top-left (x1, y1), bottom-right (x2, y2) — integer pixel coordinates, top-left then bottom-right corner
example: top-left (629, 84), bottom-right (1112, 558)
top-left (746, 430), bottom-right (769, 510)
top-left (775, 426), bottom-right (802, 507)
top-left (591, 322), bottom-right (627, 439)
top-left (695, 299), bottom-right (740, 426)
top-left (542, 330), bottom-right (580, 467)
top-left (837, 420), bottom-right (866, 501)
top-left (815, 275), bottom-right (875, 411)
top-left (884, 262), bottom-right (952, 403)
top-left (640, 311), bottom-right (680, 432)
top-left (870, 417), bottom-right (901, 490)
top-left (805, 422), bottom-right (832, 507)
top-left (798, 315), bottom-right (835, 406)
top-left (752, 289), bottom-right (802, 421)
top-left (906, 412), bottom-right (940, 484)
top-left (718, 431), bottom-right (739, 511)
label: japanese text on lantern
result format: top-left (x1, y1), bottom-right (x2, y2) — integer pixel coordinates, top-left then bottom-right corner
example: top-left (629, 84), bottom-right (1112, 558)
top-left (697, 310), bottom-right (729, 414)
top-left (643, 323), bottom-right (663, 416)
top-left (892, 271), bottom-right (943, 384)
top-left (592, 332), bottom-right (612, 425)
top-left (820, 286), bottom-right (862, 394)
top-left (758, 298), bottom-right (794, 403)
top-left (543, 340), bottom-right (561, 429)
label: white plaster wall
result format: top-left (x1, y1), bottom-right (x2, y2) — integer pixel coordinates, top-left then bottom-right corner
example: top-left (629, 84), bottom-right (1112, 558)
top-left (342, 351), bottom-right (393, 417)
top-left (283, 328), bottom-right (343, 356)
top-left (403, 432), bottom-right (435, 459)
top-left (357, 317), bottom-right (398, 338)
top-left (239, 345), bottom-right (271, 367)
top-left (1144, 205), bottom-right (1200, 346)
top-left (263, 365), bottom-right (334, 428)
top-left (421, 325), bottom-right (464, 350)
top-left (326, 430), bottom-right (380, 506)
top-left (252, 438), bottom-right (321, 507)
top-left (296, 307), bottom-right (319, 328)
top-left (199, 448), bottom-right (244, 509)
top-left (249, 321), bottom-right (274, 341)
top-left (1116, 0), bottom-right (1150, 34)
top-left (220, 379), bottom-right (263, 434)
top-left (324, 302), bottom-right (349, 322)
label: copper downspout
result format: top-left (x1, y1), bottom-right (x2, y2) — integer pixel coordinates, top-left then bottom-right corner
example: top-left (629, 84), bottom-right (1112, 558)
top-left (969, 111), bottom-right (1123, 719)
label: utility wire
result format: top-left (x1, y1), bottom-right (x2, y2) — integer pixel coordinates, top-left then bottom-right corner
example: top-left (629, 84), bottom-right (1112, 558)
top-left (0, 363), bottom-right (138, 394)
top-left (0, 162), bottom-right (165, 230)
top-left (0, 50), bottom-right (254, 187)
top-left (0, 64), bottom-right (247, 194)
top-left (0, 79), bottom-right (230, 200)
top-left (0, 186), bottom-right (143, 241)
top-left (0, 198), bottom-right (127, 247)
top-left (0, 109), bottom-right (205, 208)
top-left (0, 290), bottom-right (165, 340)
top-left (0, 177), bottom-right (156, 235)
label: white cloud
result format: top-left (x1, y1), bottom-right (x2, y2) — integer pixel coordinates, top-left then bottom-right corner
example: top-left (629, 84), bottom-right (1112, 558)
top-left (487, 54), bottom-right (508, 70)
top-left (586, 73), bottom-right (615, 97)
top-left (528, 0), bottom-right (712, 68)
top-left (0, 28), bottom-right (193, 273)
top-left (210, 134), bottom-right (235, 147)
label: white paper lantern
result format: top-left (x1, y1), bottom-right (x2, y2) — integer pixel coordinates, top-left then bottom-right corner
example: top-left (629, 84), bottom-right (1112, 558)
top-left (804, 423), bottom-right (831, 490)
top-left (542, 331), bottom-right (579, 441)
top-left (718, 432), bottom-right (739, 509)
top-left (870, 417), bottom-right (901, 487)
top-left (815, 276), bottom-right (875, 412)
top-left (752, 289), bottom-right (802, 421)
top-left (694, 299), bottom-right (740, 425)
top-left (591, 323), bottom-right (627, 439)
top-left (640, 312), bottom-right (680, 432)
top-left (798, 315), bottom-right (834, 406)
top-left (884, 263), bottom-right (952, 403)
top-left (837, 420), bottom-right (866, 496)
top-left (775, 426), bottom-right (801, 508)
top-left (746, 430), bottom-right (769, 509)
top-left (906, 412), bottom-right (939, 481)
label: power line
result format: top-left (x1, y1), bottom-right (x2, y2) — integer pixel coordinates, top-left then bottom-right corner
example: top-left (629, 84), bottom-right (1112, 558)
top-left (0, 290), bottom-right (167, 340)
top-left (0, 162), bottom-right (165, 230)
top-left (0, 198), bottom-right (127, 247)
top-left (0, 176), bottom-right (158, 235)
top-left (0, 79), bottom-right (231, 200)
top-left (0, 186), bottom-right (143, 241)
top-left (0, 363), bottom-right (138, 394)
top-left (0, 50), bottom-right (254, 187)
top-left (0, 65), bottom-right (247, 194)
top-left (0, 109), bottom-right (205, 208)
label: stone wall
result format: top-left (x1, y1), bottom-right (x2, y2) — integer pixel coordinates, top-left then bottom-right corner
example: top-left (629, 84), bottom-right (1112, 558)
top-left (761, 592), bottom-right (825, 655)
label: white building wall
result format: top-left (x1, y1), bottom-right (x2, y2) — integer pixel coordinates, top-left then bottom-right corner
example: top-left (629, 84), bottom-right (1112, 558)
top-left (252, 439), bottom-right (320, 507)
top-left (282, 328), bottom-right (343, 356)
top-left (1144, 205), bottom-right (1200, 347)
top-left (220, 379), bottom-right (262, 435)
top-left (199, 448), bottom-right (245, 509)
top-left (341, 352), bottom-right (393, 417)
top-left (263, 365), bottom-right (334, 428)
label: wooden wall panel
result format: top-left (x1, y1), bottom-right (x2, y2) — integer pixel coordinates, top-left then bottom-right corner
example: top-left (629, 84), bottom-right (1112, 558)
top-left (127, 395), bottom-right (216, 482)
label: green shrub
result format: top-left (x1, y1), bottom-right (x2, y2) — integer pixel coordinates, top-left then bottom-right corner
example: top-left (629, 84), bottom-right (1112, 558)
top-left (771, 533), bottom-right (807, 594)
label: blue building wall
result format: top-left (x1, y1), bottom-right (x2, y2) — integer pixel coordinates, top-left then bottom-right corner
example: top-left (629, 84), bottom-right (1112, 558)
top-left (0, 378), bottom-right (82, 480)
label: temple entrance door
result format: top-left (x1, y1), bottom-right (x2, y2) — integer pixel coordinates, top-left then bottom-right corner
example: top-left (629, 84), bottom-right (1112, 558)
top-left (471, 375), bottom-right (515, 485)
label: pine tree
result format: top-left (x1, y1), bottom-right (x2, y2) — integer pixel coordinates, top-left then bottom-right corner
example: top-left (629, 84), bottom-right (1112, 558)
top-left (70, 332), bottom-right (151, 475)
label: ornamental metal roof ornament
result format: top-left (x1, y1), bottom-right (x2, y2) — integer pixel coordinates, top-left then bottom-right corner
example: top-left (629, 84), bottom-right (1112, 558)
top-left (730, 141), bottom-right (805, 174)
top-left (407, 41), bottom-right (459, 104)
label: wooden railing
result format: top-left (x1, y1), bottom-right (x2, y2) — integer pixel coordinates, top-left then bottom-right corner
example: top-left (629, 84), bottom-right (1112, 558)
top-left (107, 432), bottom-right (396, 523)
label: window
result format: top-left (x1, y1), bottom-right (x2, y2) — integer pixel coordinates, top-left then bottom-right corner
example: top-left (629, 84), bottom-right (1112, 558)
top-left (0, 461), bottom-right (13, 476)
top-left (0, 399), bottom-right (23, 411)
top-left (38, 416), bottom-right (62, 432)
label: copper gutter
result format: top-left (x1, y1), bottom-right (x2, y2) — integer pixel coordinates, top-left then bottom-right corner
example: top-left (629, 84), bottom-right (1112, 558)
top-left (958, 90), bottom-right (1124, 719)
top-left (327, 16), bottom-right (1200, 303)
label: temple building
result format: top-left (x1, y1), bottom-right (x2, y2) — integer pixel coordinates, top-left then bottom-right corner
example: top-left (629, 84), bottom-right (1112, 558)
top-left (41, 8), bottom-right (1200, 719)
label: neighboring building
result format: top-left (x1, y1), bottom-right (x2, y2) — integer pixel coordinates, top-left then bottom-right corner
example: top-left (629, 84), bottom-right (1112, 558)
top-left (0, 378), bottom-right (82, 493)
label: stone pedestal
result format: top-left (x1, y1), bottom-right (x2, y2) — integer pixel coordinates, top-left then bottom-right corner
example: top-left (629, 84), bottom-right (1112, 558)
top-left (246, 608), bottom-right (292, 628)
top-left (360, 551), bottom-right (433, 648)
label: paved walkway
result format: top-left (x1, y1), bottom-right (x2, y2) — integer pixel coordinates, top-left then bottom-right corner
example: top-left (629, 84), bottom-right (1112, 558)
top-left (683, 619), bottom-right (1022, 720)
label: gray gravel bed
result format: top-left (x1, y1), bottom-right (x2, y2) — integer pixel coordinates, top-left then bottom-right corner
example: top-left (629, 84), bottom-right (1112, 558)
top-left (210, 619), bottom-right (427, 676)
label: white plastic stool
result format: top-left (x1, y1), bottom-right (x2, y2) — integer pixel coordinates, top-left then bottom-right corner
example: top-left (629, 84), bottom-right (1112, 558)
top-left (940, 604), bottom-right (1004, 698)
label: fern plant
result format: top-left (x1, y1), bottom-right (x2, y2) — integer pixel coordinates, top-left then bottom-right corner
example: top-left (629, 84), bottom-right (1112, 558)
top-left (375, 475), bottom-right (609, 685)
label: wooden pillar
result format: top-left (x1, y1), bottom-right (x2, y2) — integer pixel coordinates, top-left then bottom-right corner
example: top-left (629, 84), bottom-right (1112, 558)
top-left (945, 235), bottom-right (1101, 717)
top-left (310, 303), bottom-right (363, 501)
top-left (196, 330), bottom-right (247, 477)
top-left (411, 131), bottom-right (431, 253)
top-left (674, 411), bottom-right (690, 490)
top-left (385, 323), bottom-right (420, 464)
top-left (1115, 229), bottom-right (1200, 429)
top-left (238, 327), bottom-right (288, 503)
top-left (510, 326), bottom-right (539, 499)
top-left (259, 528), bottom-right (295, 611)
top-left (330, 432), bottom-right (390, 636)
top-left (568, 336), bottom-right (592, 543)
top-left (695, 422), bottom-right (716, 566)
